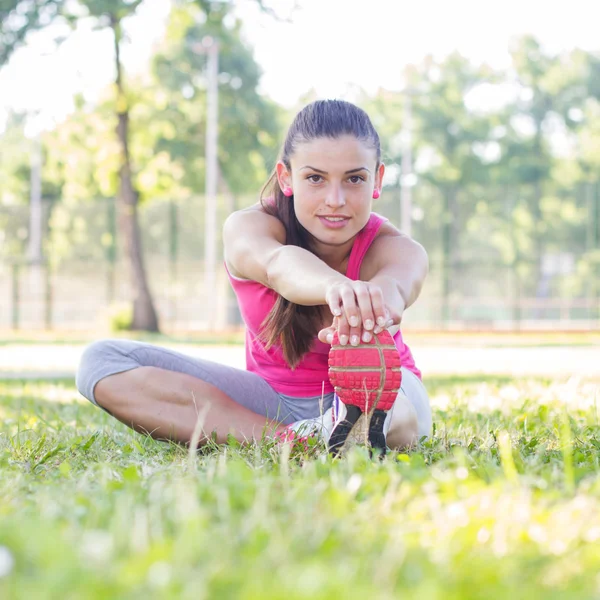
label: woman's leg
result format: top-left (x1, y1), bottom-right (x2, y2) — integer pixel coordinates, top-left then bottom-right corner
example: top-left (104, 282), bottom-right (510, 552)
top-left (385, 368), bottom-right (432, 450)
top-left (76, 340), bottom-right (292, 445)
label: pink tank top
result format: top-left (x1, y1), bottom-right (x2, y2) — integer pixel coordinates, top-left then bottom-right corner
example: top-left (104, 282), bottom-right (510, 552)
top-left (225, 212), bottom-right (421, 397)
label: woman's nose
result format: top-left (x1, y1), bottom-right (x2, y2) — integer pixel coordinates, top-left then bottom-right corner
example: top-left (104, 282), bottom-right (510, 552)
top-left (325, 185), bottom-right (345, 207)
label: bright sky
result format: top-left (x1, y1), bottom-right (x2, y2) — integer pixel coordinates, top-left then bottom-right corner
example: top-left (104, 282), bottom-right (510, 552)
top-left (1, 0), bottom-right (599, 136)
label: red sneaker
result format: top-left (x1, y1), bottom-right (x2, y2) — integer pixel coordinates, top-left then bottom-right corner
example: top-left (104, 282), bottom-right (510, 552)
top-left (327, 330), bottom-right (402, 457)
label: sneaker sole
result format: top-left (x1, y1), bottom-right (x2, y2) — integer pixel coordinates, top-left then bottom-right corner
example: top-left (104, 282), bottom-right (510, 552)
top-left (328, 330), bottom-right (401, 412)
top-left (328, 331), bottom-right (402, 457)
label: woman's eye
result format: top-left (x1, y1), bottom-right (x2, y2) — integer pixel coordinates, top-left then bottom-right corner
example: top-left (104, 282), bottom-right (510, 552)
top-left (349, 175), bottom-right (365, 184)
top-left (307, 175), bottom-right (323, 183)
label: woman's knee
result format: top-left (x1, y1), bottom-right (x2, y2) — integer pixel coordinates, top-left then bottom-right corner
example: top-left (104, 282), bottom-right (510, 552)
top-left (75, 339), bottom-right (140, 405)
top-left (386, 395), bottom-right (419, 450)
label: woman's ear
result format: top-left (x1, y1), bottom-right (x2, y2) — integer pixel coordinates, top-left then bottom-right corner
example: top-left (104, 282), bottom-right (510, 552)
top-left (375, 162), bottom-right (385, 191)
top-left (276, 161), bottom-right (292, 194)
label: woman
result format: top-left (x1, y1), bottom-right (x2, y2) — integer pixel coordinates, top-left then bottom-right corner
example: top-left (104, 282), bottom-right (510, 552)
top-left (76, 99), bottom-right (432, 454)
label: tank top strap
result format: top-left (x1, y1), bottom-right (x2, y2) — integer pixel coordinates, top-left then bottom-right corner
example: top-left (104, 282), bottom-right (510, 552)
top-left (345, 212), bottom-right (388, 280)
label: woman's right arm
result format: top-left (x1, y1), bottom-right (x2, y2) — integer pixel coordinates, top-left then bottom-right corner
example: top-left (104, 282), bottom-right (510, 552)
top-left (223, 208), bottom-right (390, 344)
top-left (223, 208), bottom-right (348, 306)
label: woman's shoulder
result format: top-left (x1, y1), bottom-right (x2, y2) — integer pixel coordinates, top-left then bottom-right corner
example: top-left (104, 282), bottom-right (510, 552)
top-left (224, 203), bottom-right (285, 237)
top-left (370, 215), bottom-right (402, 240)
top-left (361, 217), bottom-right (424, 274)
top-left (223, 203), bottom-right (286, 280)
top-left (370, 218), bottom-right (424, 250)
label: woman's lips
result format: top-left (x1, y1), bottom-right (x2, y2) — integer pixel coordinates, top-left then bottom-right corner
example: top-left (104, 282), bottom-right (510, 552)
top-left (317, 216), bottom-right (350, 229)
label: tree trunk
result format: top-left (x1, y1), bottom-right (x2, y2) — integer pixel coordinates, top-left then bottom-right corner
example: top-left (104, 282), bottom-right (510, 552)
top-left (111, 15), bottom-right (159, 332)
top-left (219, 171), bottom-right (243, 327)
top-left (531, 174), bottom-right (548, 321)
top-left (441, 185), bottom-right (458, 328)
top-left (531, 128), bottom-right (547, 319)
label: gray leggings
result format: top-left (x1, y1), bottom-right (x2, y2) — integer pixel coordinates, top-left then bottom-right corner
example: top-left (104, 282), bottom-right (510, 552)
top-left (76, 339), bottom-right (432, 435)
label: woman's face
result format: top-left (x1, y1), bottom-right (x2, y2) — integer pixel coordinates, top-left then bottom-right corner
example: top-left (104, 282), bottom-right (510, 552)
top-left (276, 135), bottom-right (384, 252)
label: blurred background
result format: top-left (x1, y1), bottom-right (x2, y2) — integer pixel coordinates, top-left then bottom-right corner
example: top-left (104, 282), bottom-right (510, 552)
top-left (1, 0), bottom-right (599, 335)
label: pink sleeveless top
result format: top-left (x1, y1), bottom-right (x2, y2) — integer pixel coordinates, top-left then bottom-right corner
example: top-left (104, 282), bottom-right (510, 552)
top-left (225, 212), bottom-right (421, 397)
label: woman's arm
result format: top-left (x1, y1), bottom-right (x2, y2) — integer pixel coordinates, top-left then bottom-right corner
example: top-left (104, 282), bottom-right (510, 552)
top-left (362, 232), bottom-right (429, 315)
top-left (318, 232), bottom-right (429, 344)
top-left (223, 207), bottom-right (348, 304)
top-left (224, 208), bottom-right (428, 343)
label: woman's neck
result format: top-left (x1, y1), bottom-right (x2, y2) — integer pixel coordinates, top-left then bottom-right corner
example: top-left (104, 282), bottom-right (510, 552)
top-left (310, 238), bottom-right (354, 275)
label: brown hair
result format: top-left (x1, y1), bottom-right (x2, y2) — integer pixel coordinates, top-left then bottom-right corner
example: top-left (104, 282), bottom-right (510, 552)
top-left (259, 99), bottom-right (381, 369)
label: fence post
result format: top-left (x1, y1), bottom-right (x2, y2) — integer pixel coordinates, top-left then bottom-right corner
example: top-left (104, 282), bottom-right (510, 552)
top-left (593, 181), bottom-right (600, 323)
top-left (509, 189), bottom-right (521, 331)
top-left (11, 263), bottom-right (19, 330)
top-left (441, 189), bottom-right (451, 329)
top-left (44, 262), bottom-right (53, 329)
top-left (106, 198), bottom-right (116, 305)
top-left (169, 199), bottom-right (178, 327)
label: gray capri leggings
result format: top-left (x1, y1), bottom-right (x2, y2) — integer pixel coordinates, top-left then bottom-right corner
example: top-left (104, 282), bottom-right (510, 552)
top-left (76, 339), bottom-right (432, 437)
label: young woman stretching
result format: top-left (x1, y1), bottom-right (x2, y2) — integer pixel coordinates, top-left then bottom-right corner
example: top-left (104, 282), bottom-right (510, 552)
top-left (76, 99), bottom-right (432, 454)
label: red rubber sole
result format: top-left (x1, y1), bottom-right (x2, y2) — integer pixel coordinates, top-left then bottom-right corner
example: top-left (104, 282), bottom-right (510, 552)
top-left (328, 330), bottom-right (402, 412)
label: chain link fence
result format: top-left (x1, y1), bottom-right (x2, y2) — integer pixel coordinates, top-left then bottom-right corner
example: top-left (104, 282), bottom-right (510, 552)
top-left (1, 183), bottom-right (599, 331)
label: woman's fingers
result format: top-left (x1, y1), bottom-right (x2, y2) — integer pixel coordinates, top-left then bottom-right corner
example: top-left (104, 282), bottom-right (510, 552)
top-left (318, 324), bottom-right (336, 344)
top-left (340, 282), bottom-right (379, 344)
top-left (325, 280), bottom-right (403, 345)
top-left (325, 287), bottom-right (343, 318)
top-left (354, 282), bottom-right (375, 343)
top-left (368, 285), bottom-right (388, 331)
top-left (387, 306), bottom-right (402, 326)
top-left (337, 286), bottom-right (362, 345)
top-left (338, 285), bottom-right (358, 326)
top-left (335, 312), bottom-right (351, 345)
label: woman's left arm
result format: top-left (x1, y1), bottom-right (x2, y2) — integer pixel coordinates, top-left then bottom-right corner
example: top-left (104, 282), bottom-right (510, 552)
top-left (363, 232), bottom-right (429, 327)
top-left (318, 233), bottom-right (428, 343)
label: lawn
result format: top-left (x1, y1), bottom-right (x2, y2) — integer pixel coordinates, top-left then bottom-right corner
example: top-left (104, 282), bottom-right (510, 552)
top-left (1, 372), bottom-right (600, 599)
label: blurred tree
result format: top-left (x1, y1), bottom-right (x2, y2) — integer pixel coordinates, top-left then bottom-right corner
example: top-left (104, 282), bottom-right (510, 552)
top-left (41, 93), bottom-right (121, 267)
top-left (362, 45), bottom-right (595, 321)
top-left (0, 0), bottom-right (63, 65)
top-left (410, 53), bottom-right (497, 323)
top-left (576, 52), bottom-right (600, 313)
top-left (140, 2), bottom-right (282, 203)
top-left (360, 88), bottom-right (406, 223)
top-left (495, 38), bottom-right (590, 300)
top-left (0, 112), bottom-right (31, 259)
top-left (0, 110), bottom-right (64, 259)
top-left (1, 0), bottom-right (286, 331)
top-left (0, 112), bottom-right (31, 208)
top-left (1, 0), bottom-right (160, 331)
top-left (43, 94), bottom-right (119, 203)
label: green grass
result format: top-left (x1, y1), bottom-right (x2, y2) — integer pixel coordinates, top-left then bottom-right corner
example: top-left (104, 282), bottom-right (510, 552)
top-left (2, 375), bottom-right (600, 599)
top-left (0, 330), bottom-right (246, 347)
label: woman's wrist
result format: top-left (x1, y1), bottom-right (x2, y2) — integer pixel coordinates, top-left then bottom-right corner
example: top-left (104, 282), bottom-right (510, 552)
top-left (325, 273), bottom-right (350, 286)
top-left (269, 246), bottom-right (349, 305)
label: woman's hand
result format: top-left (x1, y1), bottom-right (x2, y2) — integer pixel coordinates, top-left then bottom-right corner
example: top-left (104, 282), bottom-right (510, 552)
top-left (317, 311), bottom-right (401, 346)
top-left (320, 279), bottom-right (403, 346)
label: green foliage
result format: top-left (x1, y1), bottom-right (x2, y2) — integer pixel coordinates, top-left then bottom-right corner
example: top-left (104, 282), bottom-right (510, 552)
top-left (107, 302), bottom-right (133, 331)
top-left (145, 3), bottom-right (282, 198)
top-left (0, 0), bottom-right (65, 65)
top-left (1, 1), bottom-right (282, 204)
top-left (43, 94), bottom-right (120, 200)
top-left (1, 373), bottom-right (600, 597)
top-left (412, 53), bottom-right (498, 188)
top-left (0, 112), bottom-right (31, 206)
top-left (358, 45), bottom-right (600, 306)
top-left (2, 16), bottom-right (600, 315)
